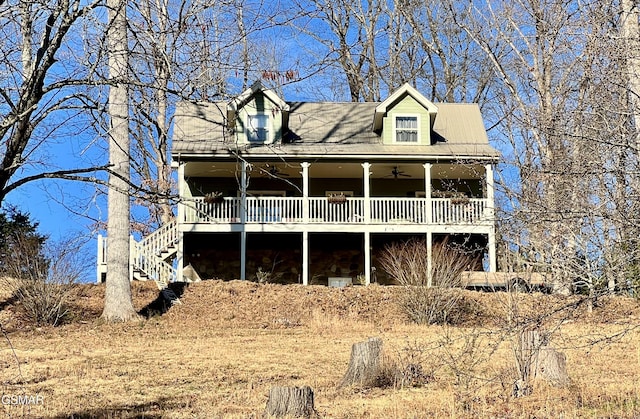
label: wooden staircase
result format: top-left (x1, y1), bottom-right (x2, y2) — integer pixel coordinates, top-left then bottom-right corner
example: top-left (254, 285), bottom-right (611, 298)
top-left (98, 221), bottom-right (182, 305)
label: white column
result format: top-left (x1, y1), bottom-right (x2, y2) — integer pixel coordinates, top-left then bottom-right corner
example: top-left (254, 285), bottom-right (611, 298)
top-left (176, 162), bottom-right (185, 282)
top-left (423, 163), bottom-right (432, 224)
top-left (426, 231), bottom-right (433, 287)
top-left (129, 235), bottom-right (135, 282)
top-left (485, 163), bottom-right (497, 272)
top-left (301, 162), bottom-right (310, 223)
top-left (485, 163), bottom-right (495, 216)
top-left (240, 160), bottom-right (249, 280)
top-left (488, 229), bottom-right (497, 273)
top-left (97, 234), bottom-right (105, 283)
top-left (364, 231), bottom-right (371, 285)
top-left (302, 231), bottom-right (309, 285)
top-left (362, 162), bottom-right (371, 223)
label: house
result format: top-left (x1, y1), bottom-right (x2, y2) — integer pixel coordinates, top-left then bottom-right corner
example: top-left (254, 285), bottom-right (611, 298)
top-left (97, 82), bottom-right (500, 288)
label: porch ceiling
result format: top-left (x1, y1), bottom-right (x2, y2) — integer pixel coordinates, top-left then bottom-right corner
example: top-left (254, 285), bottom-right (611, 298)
top-left (183, 161), bottom-right (485, 179)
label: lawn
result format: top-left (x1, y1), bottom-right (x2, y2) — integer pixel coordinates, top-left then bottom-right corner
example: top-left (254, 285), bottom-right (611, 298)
top-left (2, 280), bottom-right (640, 418)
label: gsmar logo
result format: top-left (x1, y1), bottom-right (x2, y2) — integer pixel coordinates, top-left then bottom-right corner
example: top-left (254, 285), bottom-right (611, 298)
top-left (1, 394), bottom-right (44, 406)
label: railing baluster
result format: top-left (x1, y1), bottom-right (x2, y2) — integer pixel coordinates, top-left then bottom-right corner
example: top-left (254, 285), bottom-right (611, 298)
top-left (184, 196), bottom-right (490, 226)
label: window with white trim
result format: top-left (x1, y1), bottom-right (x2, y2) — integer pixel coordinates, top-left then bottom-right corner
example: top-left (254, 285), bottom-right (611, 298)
top-left (247, 114), bottom-right (269, 142)
top-left (394, 115), bottom-right (419, 143)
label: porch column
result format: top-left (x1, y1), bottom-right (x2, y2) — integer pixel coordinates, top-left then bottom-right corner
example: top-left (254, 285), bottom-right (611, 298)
top-left (362, 162), bottom-right (371, 223)
top-left (364, 231), bottom-right (371, 285)
top-left (301, 163), bottom-right (310, 285)
top-left (485, 163), bottom-right (495, 219)
top-left (485, 163), bottom-right (497, 272)
top-left (302, 231), bottom-right (309, 285)
top-left (488, 230), bottom-right (497, 273)
top-left (240, 160), bottom-right (249, 280)
top-left (176, 162), bottom-right (185, 282)
top-left (97, 234), bottom-right (105, 283)
top-left (301, 162), bottom-right (310, 223)
top-left (423, 163), bottom-right (432, 224)
top-left (426, 231), bottom-right (433, 287)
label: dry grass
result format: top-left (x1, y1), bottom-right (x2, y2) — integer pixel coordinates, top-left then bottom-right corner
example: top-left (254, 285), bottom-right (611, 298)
top-left (1, 280), bottom-right (640, 418)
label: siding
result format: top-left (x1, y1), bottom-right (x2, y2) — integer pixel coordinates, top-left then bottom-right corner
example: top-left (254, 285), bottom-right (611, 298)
top-left (382, 95), bottom-right (431, 145)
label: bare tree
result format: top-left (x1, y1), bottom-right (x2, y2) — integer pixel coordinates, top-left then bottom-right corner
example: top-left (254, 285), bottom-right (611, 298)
top-left (285, 0), bottom-right (496, 103)
top-left (101, 0), bottom-right (137, 322)
top-left (0, 0), bottom-right (109, 206)
top-left (621, 0), bottom-right (640, 155)
top-left (450, 0), bottom-right (640, 294)
top-left (287, 0), bottom-right (387, 101)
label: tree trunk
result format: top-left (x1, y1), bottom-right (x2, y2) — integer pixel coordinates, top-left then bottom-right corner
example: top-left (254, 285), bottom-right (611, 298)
top-left (102, 0), bottom-right (138, 322)
top-left (264, 386), bottom-right (316, 418)
top-left (621, 0), bottom-right (640, 155)
top-left (339, 337), bottom-right (383, 388)
top-left (513, 329), bottom-right (542, 397)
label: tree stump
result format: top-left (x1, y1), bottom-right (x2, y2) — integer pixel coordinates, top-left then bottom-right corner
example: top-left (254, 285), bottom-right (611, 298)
top-left (264, 386), bottom-right (316, 418)
top-left (536, 346), bottom-right (569, 387)
top-left (513, 329), bottom-right (569, 397)
top-left (339, 337), bottom-right (383, 388)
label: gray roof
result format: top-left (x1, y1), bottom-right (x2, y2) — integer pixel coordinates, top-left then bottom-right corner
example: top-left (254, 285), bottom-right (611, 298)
top-left (173, 100), bottom-right (500, 161)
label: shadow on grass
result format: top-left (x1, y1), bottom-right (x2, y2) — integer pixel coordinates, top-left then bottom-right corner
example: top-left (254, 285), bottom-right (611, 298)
top-left (52, 395), bottom-right (191, 418)
top-left (138, 282), bottom-right (188, 318)
top-left (0, 294), bottom-right (19, 312)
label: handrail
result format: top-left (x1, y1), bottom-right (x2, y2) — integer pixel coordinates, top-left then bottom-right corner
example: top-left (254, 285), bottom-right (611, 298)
top-left (183, 196), bottom-right (492, 225)
top-left (98, 221), bottom-right (178, 286)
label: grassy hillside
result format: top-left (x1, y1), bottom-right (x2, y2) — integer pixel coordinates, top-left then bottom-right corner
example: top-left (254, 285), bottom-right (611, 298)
top-left (1, 280), bottom-right (640, 418)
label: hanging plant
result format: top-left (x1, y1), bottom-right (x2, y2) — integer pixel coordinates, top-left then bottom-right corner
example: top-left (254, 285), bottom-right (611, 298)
top-left (204, 191), bottom-right (224, 204)
top-left (327, 193), bottom-right (347, 204)
top-left (451, 197), bottom-right (470, 205)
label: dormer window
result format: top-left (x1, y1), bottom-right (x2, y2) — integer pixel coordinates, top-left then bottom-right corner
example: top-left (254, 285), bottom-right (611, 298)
top-left (394, 115), bottom-right (419, 143)
top-left (247, 114), bottom-right (269, 142)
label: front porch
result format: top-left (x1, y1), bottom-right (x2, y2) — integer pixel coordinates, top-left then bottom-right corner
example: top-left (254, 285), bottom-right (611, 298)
top-left (183, 196), bottom-right (491, 226)
top-left (179, 160), bottom-right (495, 228)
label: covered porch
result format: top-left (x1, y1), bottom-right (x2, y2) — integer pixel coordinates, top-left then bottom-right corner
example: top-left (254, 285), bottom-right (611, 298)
top-left (178, 159), bottom-right (495, 227)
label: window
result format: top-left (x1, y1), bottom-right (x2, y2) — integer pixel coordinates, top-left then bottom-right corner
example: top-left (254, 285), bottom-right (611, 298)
top-left (394, 115), bottom-right (419, 143)
top-left (247, 114), bottom-right (269, 142)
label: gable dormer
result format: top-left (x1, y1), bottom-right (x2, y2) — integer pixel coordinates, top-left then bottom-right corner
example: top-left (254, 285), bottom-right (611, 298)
top-left (227, 81), bottom-right (289, 145)
top-left (373, 83), bottom-right (438, 145)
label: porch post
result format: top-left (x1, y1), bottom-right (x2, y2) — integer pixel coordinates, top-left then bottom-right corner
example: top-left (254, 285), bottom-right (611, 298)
top-left (485, 163), bottom-right (497, 272)
top-left (301, 162), bottom-right (310, 223)
top-left (97, 234), bottom-right (104, 283)
top-left (364, 231), bottom-right (371, 285)
top-left (485, 163), bottom-right (495, 218)
top-left (426, 231), bottom-right (433, 287)
top-left (488, 230), bottom-right (497, 273)
top-left (423, 163), bottom-right (432, 224)
top-left (176, 162), bottom-right (185, 282)
top-left (240, 160), bottom-right (249, 280)
top-left (129, 235), bottom-right (135, 282)
top-left (302, 231), bottom-right (309, 285)
top-left (362, 162), bottom-right (371, 223)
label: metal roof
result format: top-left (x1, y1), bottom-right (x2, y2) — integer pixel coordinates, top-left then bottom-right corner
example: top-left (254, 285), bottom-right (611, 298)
top-left (172, 98), bottom-right (500, 160)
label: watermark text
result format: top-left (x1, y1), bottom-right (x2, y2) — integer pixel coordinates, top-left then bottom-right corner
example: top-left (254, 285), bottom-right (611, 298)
top-left (1, 394), bottom-right (44, 406)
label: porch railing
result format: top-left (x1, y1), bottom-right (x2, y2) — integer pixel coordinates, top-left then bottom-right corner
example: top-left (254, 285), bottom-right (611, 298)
top-left (183, 196), bottom-right (492, 225)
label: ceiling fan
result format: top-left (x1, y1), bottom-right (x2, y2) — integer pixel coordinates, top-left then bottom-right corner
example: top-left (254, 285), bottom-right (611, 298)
top-left (260, 163), bottom-right (290, 177)
top-left (384, 166), bottom-right (411, 179)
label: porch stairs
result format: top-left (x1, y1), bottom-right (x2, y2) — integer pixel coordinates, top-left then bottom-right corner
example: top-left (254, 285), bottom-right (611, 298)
top-left (98, 221), bottom-right (181, 306)
top-left (131, 221), bottom-right (182, 306)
